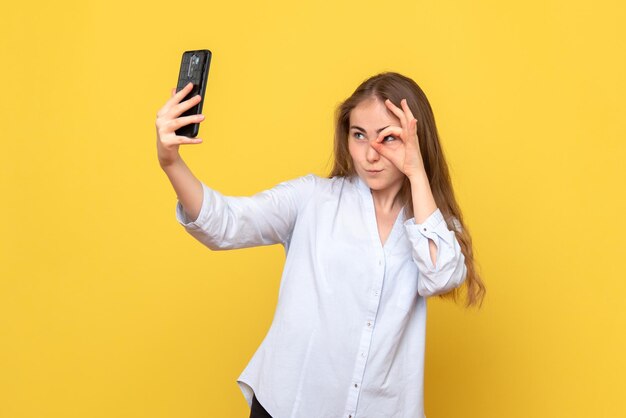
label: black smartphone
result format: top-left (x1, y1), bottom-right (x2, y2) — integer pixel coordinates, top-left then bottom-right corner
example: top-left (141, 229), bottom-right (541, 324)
top-left (174, 49), bottom-right (212, 138)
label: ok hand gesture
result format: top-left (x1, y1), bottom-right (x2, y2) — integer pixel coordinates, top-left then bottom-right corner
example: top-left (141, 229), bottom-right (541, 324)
top-left (370, 99), bottom-right (426, 180)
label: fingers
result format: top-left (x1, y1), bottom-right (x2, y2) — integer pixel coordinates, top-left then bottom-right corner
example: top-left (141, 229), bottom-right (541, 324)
top-left (370, 126), bottom-right (402, 158)
top-left (177, 136), bottom-right (203, 144)
top-left (170, 81), bottom-right (194, 104)
top-left (400, 99), bottom-right (419, 134)
top-left (157, 82), bottom-right (195, 118)
top-left (374, 126), bottom-right (404, 144)
top-left (156, 110), bottom-right (204, 132)
top-left (384, 99), bottom-right (408, 128)
top-left (400, 99), bottom-right (416, 120)
top-left (167, 113), bottom-right (205, 131)
top-left (160, 135), bottom-right (204, 147)
top-left (156, 91), bottom-right (202, 123)
top-left (384, 98), bottom-right (418, 134)
top-left (158, 128), bottom-right (204, 146)
top-left (170, 93), bottom-right (202, 118)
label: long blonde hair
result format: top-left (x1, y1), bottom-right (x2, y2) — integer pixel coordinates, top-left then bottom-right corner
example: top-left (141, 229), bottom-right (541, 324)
top-left (330, 72), bottom-right (486, 308)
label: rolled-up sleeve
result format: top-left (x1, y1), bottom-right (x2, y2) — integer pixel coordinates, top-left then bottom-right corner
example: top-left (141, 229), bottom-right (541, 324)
top-left (175, 175), bottom-right (317, 250)
top-left (404, 208), bottom-right (467, 297)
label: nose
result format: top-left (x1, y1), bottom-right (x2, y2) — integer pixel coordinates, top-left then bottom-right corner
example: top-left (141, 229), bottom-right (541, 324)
top-left (366, 140), bottom-right (380, 163)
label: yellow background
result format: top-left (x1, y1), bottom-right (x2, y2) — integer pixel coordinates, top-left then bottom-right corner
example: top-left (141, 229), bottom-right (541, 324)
top-left (1, 0), bottom-right (625, 417)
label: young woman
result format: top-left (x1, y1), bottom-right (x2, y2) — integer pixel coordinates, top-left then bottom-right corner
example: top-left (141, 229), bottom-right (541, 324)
top-left (155, 72), bottom-right (486, 418)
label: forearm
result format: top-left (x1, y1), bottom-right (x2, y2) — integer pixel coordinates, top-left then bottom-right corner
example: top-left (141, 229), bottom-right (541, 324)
top-left (161, 156), bottom-right (203, 222)
top-left (408, 171), bottom-right (439, 265)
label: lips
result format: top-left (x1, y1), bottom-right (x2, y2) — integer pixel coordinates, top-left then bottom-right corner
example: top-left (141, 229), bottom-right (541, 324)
top-left (365, 169), bottom-right (383, 173)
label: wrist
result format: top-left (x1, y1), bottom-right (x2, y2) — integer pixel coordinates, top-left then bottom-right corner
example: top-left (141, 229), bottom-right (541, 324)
top-left (407, 169), bottom-right (429, 185)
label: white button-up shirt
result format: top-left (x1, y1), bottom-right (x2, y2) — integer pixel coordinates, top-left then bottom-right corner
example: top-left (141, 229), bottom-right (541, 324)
top-left (175, 174), bottom-right (467, 418)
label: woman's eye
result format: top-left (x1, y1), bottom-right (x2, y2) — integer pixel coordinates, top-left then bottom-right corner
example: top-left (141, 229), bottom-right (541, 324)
top-left (353, 132), bottom-right (365, 140)
top-left (382, 135), bottom-right (396, 143)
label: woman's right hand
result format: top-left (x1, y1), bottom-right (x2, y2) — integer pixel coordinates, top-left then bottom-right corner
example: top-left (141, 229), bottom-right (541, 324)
top-left (155, 82), bottom-right (205, 168)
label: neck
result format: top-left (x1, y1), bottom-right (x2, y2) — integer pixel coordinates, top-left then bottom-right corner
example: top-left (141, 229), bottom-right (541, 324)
top-left (370, 183), bottom-right (404, 214)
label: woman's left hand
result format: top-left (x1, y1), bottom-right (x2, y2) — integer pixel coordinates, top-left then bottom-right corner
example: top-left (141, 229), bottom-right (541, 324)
top-left (370, 98), bottom-right (426, 180)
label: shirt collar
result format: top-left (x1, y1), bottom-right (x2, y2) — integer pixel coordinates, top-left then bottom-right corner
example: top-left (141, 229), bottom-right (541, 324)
top-left (353, 175), bottom-right (371, 198)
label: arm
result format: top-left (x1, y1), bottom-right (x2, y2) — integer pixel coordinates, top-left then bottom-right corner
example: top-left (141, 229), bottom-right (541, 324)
top-left (176, 175), bottom-right (317, 250)
top-left (404, 206), bottom-right (467, 297)
top-left (155, 83), bottom-right (316, 250)
top-left (407, 169), bottom-right (466, 297)
top-left (409, 170), bottom-right (439, 266)
top-left (161, 155), bottom-right (203, 222)
top-left (155, 82), bottom-right (206, 221)
top-left (370, 98), bottom-right (467, 297)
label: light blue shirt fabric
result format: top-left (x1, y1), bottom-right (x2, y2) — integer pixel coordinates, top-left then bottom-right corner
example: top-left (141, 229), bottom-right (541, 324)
top-left (175, 174), bottom-right (467, 418)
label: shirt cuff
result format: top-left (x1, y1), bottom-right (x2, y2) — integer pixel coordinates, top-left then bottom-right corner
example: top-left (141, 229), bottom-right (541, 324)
top-left (403, 208), bottom-right (454, 247)
top-left (175, 183), bottom-right (210, 230)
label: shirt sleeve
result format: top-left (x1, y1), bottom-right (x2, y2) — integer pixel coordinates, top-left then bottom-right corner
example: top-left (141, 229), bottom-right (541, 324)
top-left (403, 208), bottom-right (468, 297)
top-left (175, 174), bottom-right (317, 250)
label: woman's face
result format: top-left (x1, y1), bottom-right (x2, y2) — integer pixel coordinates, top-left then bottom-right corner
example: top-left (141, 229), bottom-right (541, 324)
top-left (348, 97), bottom-right (406, 194)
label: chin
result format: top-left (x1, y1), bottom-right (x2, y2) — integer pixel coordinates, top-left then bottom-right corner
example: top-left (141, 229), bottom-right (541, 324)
top-left (355, 169), bottom-right (404, 191)
top-left (361, 177), bottom-right (397, 191)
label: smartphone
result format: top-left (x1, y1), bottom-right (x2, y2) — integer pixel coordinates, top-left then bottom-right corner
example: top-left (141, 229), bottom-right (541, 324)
top-left (174, 49), bottom-right (212, 137)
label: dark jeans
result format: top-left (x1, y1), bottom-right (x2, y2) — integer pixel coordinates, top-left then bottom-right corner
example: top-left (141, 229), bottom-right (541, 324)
top-left (249, 394), bottom-right (273, 418)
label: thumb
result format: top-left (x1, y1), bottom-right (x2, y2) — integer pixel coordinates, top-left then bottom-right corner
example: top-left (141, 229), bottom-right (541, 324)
top-left (370, 140), bottom-right (389, 158)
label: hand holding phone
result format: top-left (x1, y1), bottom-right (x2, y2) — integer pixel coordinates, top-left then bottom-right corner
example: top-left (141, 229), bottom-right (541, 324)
top-left (174, 49), bottom-right (212, 137)
top-left (155, 49), bottom-right (212, 168)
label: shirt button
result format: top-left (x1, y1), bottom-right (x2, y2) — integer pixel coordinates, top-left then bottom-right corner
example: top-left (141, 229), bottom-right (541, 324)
top-left (354, 383), bottom-right (358, 388)
top-left (378, 259), bottom-right (382, 266)
top-left (361, 352), bottom-right (365, 357)
top-left (423, 227), bottom-right (427, 231)
top-left (367, 321), bottom-right (371, 327)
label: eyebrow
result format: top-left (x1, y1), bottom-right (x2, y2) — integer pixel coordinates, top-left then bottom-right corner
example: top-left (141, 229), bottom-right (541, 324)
top-left (349, 125), bottom-right (390, 134)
